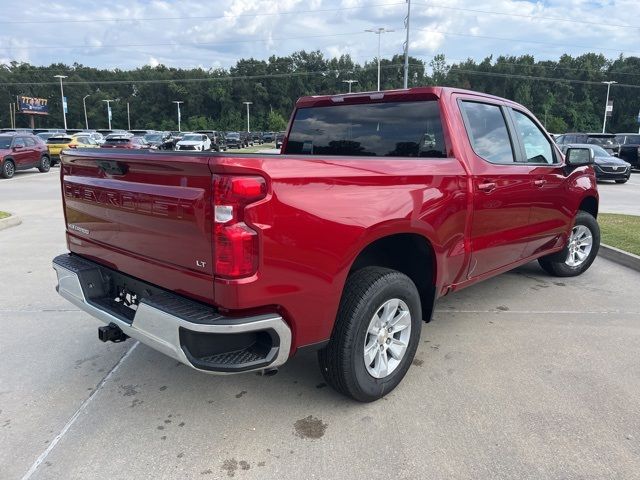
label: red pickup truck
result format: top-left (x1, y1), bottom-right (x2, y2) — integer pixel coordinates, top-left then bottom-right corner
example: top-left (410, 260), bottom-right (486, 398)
top-left (53, 87), bottom-right (600, 401)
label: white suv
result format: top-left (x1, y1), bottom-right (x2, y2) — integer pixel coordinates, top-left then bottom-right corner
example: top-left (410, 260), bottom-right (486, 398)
top-left (175, 133), bottom-right (211, 151)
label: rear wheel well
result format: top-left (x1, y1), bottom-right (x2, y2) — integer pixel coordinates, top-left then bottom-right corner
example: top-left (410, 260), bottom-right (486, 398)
top-left (579, 196), bottom-right (598, 218)
top-left (349, 234), bottom-right (436, 321)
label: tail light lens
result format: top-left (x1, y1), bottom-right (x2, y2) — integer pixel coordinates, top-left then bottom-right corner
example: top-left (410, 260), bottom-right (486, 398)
top-left (213, 175), bottom-right (267, 278)
top-left (67, 144), bottom-right (77, 149)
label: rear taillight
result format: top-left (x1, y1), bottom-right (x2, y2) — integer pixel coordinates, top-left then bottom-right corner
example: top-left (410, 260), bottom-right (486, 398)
top-left (67, 144), bottom-right (77, 149)
top-left (213, 175), bottom-right (267, 278)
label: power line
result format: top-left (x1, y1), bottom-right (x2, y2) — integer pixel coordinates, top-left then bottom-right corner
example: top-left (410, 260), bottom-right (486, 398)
top-left (412, 2), bottom-right (639, 30)
top-left (1, 29), bottom-right (399, 51)
top-left (0, 2), bottom-right (406, 25)
top-left (0, 62), bottom-right (423, 86)
top-left (2, 60), bottom-right (640, 90)
top-left (441, 56), bottom-right (640, 79)
top-left (447, 67), bottom-right (640, 89)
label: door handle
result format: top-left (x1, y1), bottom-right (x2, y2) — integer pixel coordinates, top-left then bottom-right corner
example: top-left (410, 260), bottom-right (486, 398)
top-left (478, 182), bottom-right (496, 193)
top-left (534, 179), bottom-right (547, 187)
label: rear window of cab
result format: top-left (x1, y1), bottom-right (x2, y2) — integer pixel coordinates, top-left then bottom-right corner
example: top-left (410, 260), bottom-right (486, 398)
top-left (284, 100), bottom-right (447, 158)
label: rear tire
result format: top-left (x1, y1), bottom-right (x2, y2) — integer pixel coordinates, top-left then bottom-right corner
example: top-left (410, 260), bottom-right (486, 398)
top-left (538, 211), bottom-right (600, 277)
top-left (1, 159), bottom-right (15, 178)
top-left (318, 267), bottom-right (422, 402)
top-left (38, 155), bottom-right (51, 173)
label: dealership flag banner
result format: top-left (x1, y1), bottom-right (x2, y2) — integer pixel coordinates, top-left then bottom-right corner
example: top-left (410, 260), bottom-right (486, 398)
top-left (606, 100), bottom-right (613, 117)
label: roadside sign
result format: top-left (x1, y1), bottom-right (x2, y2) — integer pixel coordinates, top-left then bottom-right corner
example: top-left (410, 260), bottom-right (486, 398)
top-left (17, 96), bottom-right (49, 115)
top-left (63, 96), bottom-right (68, 114)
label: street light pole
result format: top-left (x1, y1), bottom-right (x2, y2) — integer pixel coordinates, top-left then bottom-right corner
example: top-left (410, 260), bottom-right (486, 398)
top-left (172, 101), bottom-right (183, 131)
top-left (601, 81), bottom-right (617, 133)
top-left (83, 95), bottom-right (90, 130)
top-left (342, 79), bottom-right (358, 93)
top-left (102, 99), bottom-right (114, 130)
top-left (243, 101), bottom-right (253, 132)
top-left (365, 27), bottom-right (394, 91)
top-left (403, 0), bottom-right (412, 89)
top-left (54, 75), bottom-right (68, 129)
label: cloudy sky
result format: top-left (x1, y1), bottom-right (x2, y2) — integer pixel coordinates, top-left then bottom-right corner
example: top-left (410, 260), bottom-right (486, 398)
top-left (0, 0), bottom-right (637, 70)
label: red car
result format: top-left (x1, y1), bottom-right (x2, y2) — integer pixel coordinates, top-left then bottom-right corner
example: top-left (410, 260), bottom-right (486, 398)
top-left (100, 134), bottom-right (149, 149)
top-left (53, 87), bottom-right (599, 401)
top-left (0, 133), bottom-right (50, 178)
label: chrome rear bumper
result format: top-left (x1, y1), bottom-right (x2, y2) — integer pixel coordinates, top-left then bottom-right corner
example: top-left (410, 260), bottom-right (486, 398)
top-left (52, 254), bottom-right (291, 374)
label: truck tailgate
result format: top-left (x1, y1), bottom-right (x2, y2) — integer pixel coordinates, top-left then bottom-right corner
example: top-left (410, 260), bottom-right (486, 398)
top-left (60, 150), bottom-right (215, 303)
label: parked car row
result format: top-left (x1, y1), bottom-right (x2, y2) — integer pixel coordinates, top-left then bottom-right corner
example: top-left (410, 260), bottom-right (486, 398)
top-left (554, 131), bottom-right (639, 183)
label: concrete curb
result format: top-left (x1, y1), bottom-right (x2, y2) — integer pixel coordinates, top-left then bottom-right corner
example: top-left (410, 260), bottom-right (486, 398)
top-left (599, 243), bottom-right (640, 272)
top-left (0, 214), bottom-right (21, 231)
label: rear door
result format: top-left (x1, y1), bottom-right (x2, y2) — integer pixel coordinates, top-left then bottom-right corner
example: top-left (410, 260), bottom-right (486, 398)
top-left (24, 137), bottom-right (39, 165)
top-left (508, 108), bottom-right (571, 257)
top-left (457, 98), bottom-right (534, 279)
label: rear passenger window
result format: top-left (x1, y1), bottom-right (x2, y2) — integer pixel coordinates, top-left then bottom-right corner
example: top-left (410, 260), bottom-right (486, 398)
top-left (285, 100), bottom-right (447, 157)
top-left (25, 137), bottom-right (36, 147)
top-left (460, 101), bottom-right (515, 164)
top-left (511, 110), bottom-right (555, 164)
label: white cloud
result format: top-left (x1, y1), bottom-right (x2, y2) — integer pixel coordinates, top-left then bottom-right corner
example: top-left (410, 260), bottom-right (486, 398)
top-left (0, 0), bottom-right (636, 71)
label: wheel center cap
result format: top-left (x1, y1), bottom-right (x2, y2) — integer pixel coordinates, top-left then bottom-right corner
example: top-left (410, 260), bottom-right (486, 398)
top-left (377, 329), bottom-right (389, 345)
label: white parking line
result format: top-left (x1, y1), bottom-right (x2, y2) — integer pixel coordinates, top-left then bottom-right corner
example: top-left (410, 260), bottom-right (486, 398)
top-left (20, 342), bottom-right (139, 480)
top-left (434, 309), bottom-right (640, 314)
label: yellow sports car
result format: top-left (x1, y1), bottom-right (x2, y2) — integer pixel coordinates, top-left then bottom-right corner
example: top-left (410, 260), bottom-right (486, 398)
top-left (47, 133), bottom-right (99, 165)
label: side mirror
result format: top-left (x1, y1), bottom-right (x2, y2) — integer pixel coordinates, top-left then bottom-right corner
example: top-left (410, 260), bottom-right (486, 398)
top-left (565, 147), bottom-right (594, 167)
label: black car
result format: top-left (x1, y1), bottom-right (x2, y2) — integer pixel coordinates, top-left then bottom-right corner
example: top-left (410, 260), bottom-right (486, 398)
top-left (251, 132), bottom-right (264, 145)
top-left (555, 133), bottom-right (620, 156)
top-left (615, 133), bottom-right (640, 169)
top-left (239, 131), bottom-right (253, 148)
top-left (194, 130), bottom-right (227, 152)
top-left (263, 131), bottom-right (275, 143)
top-left (561, 143), bottom-right (631, 183)
top-left (144, 131), bottom-right (174, 150)
top-left (225, 132), bottom-right (242, 149)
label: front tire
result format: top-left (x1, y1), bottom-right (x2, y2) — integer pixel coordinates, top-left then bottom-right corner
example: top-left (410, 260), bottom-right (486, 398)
top-left (1, 159), bottom-right (15, 178)
top-left (538, 211), bottom-right (600, 277)
top-left (38, 155), bottom-right (51, 173)
top-left (318, 267), bottom-right (422, 402)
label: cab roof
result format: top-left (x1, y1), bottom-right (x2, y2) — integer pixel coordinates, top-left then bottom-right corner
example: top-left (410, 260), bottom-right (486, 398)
top-left (294, 86), bottom-right (525, 110)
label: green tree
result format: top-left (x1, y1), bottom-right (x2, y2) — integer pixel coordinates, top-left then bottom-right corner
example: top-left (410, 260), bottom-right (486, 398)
top-left (267, 111), bottom-right (287, 131)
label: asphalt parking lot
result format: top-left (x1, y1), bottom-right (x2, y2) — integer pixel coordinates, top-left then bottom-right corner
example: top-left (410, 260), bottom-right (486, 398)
top-left (1, 169), bottom-right (640, 480)
top-left (597, 173), bottom-right (640, 215)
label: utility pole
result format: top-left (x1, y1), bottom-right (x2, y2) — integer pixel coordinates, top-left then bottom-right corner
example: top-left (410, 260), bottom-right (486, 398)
top-left (601, 81), bottom-right (617, 133)
top-left (172, 101), bottom-right (183, 131)
top-left (365, 28), bottom-right (394, 91)
top-left (102, 99), bottom-right (114, 130)
top-left (54, 75), bottom-right (68, 129)
top-left (342, 79), bottom-right (358, 93)
top-left (243, 101), bottom-right (253, 132)
top-left (403, 0), bottom-right (412, 89)
top-left (83, 95), bottom-right (90, 130)
top-left (127, 102), bottom-right (131, 130)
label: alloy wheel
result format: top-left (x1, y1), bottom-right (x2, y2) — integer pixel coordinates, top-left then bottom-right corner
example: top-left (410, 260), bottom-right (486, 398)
top-left (363, 298), bottom-right (412, 379)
